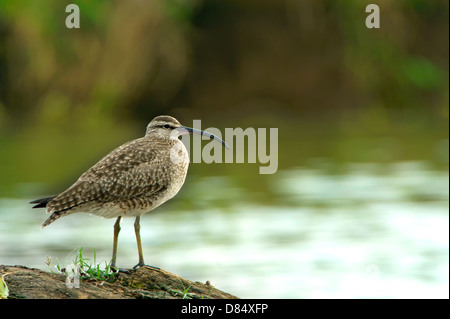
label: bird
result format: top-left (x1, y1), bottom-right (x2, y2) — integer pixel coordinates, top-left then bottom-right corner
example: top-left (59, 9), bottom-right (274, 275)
top-left (30, 115), bottom-right (229, 270)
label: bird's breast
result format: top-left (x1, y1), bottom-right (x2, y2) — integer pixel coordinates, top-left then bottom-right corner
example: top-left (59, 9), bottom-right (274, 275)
top-left (164, 139), bottom-right (189, 199)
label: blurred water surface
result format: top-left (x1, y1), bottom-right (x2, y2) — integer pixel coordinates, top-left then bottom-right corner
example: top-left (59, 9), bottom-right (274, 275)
top-left (0, 161), bottom-right (448, 298)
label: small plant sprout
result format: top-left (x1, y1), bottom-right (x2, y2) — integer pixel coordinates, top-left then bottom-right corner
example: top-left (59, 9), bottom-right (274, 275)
top-left (45, 247), bottom-right (117, 282)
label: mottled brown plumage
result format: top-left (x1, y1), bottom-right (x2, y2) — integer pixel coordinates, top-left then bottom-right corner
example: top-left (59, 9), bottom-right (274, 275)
top-left (30, 115), bottom-right (228, 268)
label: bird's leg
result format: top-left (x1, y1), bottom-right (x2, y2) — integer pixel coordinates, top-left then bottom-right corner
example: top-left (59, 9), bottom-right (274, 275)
top-left (134, 216), bottom-right (145, 267)
top-left (133, 216), bottom-right (159, 270)
top-left (111, 216), bottom-right (121, 269)
top-left (110, 216), bottom-right (131, 274)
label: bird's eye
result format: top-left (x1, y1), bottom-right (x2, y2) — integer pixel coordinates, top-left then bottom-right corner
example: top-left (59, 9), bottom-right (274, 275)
top-left (163, 124), bottom-right (171, 129)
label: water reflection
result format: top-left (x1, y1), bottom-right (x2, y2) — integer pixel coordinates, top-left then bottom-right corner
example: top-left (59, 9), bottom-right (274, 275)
top-left (0, 162), bottom-right (448, 298)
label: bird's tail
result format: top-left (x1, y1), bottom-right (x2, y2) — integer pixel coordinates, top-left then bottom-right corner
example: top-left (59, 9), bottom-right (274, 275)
top-left (30, 195), bottom-right (63, 228)
top-left (41, 211), bottom-right (66, 228)
top-left (30, 196), bottom-right (57, 208)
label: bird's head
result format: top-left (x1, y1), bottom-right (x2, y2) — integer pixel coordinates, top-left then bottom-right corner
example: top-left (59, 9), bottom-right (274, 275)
top-left (146, 115), bottom-right (229, 149)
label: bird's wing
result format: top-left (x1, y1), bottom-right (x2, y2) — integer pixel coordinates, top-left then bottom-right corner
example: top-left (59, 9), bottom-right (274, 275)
top-left (47, 138), bottom-right (169, 213)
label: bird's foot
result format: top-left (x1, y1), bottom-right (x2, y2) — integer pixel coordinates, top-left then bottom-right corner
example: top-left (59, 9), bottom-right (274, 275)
top-left (110, 265), bottom-right (131, 274)
top-left (133, 263), bottom-right (160, 270)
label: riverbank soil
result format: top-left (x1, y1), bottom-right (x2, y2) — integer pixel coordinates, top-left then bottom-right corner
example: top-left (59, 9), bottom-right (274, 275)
top-left (0, 265), bottom-right (238, 299)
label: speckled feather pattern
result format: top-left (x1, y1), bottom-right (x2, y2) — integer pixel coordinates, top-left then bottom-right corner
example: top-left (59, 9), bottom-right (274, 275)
top-left (41, 118), bottom-right (189, 227)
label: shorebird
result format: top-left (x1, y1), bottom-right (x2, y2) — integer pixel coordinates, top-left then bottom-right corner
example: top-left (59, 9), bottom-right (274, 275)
top-left (30, 115), bottom-right (229, 269)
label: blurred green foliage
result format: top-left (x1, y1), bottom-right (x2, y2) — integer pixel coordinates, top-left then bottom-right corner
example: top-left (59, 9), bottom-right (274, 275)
top-left (0, 0), bottom-right (448, 197)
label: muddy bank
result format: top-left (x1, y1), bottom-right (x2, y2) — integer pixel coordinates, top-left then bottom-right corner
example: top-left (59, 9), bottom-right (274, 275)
top-left (0, 265), bottom-right (238, 299)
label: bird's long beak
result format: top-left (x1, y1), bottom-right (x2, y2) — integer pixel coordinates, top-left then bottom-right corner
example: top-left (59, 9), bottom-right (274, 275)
top-left (176, 126), bottom-right (230, 150)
